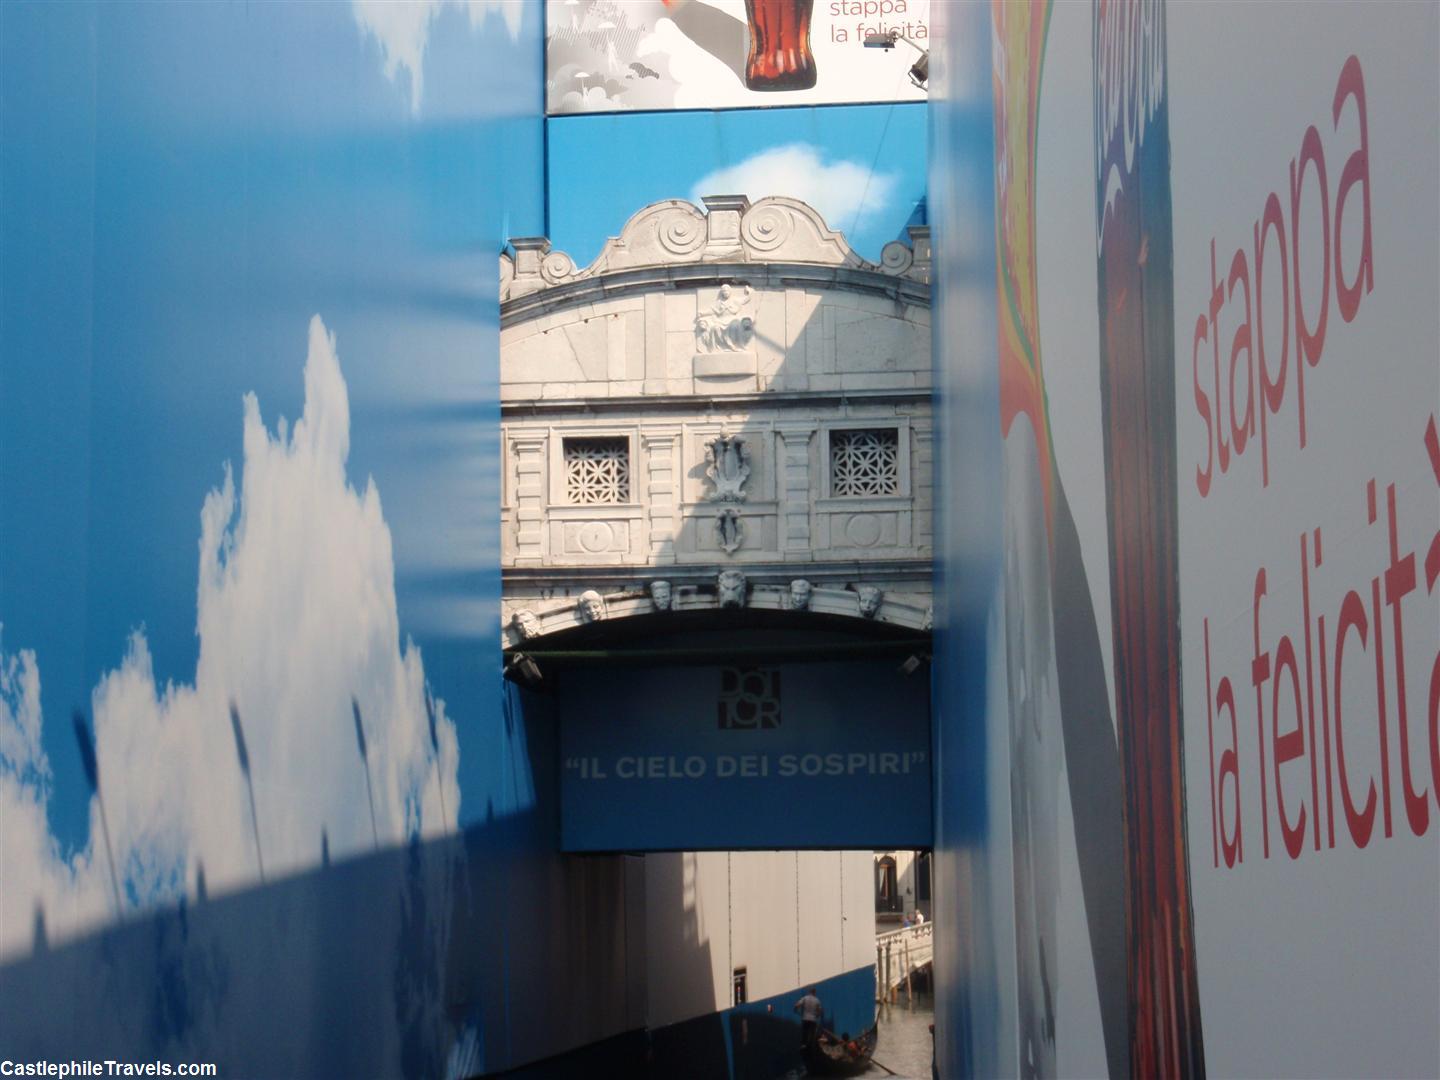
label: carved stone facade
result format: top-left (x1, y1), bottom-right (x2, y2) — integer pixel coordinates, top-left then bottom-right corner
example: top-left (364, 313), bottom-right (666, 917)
top-left (500, 196), bottom-right (932, 646)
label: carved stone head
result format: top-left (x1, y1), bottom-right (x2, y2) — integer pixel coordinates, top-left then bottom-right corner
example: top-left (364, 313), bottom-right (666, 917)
top-left (789, 579), bottom-right (813, 611)
top-left (576, 590), bottom-right (606, 624)
top-left (511, 609), bottom-right (542, 640)
top-left (718, 570), bottom-right (747, 609)
top-left (649, 580), bottom-right (673, 612)
top-left (857, 585), bottom-right (884, 619)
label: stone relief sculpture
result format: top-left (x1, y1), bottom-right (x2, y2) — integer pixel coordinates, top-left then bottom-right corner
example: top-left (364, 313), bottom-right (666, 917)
top-left (511, 609), bottom-right (542, 640)
top-left (649, 580), bottom-right (672, 612)
top-left (718, 569), bottom-right (747, 609)
top-left (576, 590), bottom-right (606, 623)
top-left (715, 508), bottom-right (744, 555)
top-left (706, 432), bottom-right (751, 503)
top-left (789, 579), bottom-right (813, 611)
top-left (857, 585), bottom-right (884, 619)
top-left (694, 284), bottom-right (754, 353)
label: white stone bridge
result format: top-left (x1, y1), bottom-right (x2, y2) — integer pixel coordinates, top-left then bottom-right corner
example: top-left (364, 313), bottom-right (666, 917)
top-left (876, 922), bottom-right (933, 1002)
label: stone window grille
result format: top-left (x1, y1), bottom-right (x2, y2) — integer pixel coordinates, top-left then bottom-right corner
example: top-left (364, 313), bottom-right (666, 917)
top-left (830, 428), bottom-right (900, 496)
top-left (563, 436), bottom-right (630, 504)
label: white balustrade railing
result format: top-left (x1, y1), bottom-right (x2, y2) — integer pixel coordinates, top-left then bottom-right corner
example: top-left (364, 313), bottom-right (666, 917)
top-left (874, 922), bottom-right (934, 1000)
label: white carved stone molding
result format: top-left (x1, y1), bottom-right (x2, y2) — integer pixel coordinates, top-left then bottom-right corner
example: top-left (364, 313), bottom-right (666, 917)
top-left (501, 197), bottom-right (931, 298)
top-left (501, 577), bottom-right (931, 641)
top-left (510, 433), bottom-right (548, 565)
top-left (715, 508), bottom-right (744, 555)
top-left (642, 427), bottom-right (682, 563)
top-left (499, 252), bottom-right (514, 302)
top-left (911, 425), bottom-right (935, 552)
top-left (775, 425), bottom-right (814, 554)
top-left (738, 197), bottom-right (867, 268)
top-left (700, 194), bottom-right (750, 259)
top-left (540, 249), bottom-right (577, 286)
top-left (878, 241), bottom-right (914, 276)
top-left (506, 237), bottom-right (552, 300)
top-left (586, 199), bottom-right (709, 275)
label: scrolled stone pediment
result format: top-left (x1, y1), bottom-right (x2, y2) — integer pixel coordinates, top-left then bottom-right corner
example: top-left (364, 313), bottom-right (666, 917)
top-left (738, 197), bottom-right (867, 267)
top-left (503, 196), bottom-right (929, 301)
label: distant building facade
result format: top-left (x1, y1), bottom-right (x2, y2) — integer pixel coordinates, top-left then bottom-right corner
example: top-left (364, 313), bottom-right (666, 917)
top-left (498, 195), bottom-right (933, 1037)
top-left (874, 849), bottom-right (932, 925)
top-left (499, 195), bottom-right (932, 643)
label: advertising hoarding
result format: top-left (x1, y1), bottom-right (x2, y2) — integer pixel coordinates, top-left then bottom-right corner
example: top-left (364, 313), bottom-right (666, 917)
top-left (930, 0), bottom-right (1439, 1077)
top-left (547, 0), bottom-right (929, 114)
top-left (0, 4), bottom-right (637, 1076)
top-left (560, 659), bottom-right (932, 850)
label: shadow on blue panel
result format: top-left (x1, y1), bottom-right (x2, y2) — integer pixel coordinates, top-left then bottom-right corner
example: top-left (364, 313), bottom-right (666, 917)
top-left (0, 686), bottom-right (636, 1079)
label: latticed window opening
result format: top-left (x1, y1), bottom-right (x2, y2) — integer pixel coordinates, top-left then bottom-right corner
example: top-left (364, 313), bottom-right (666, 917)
top-left (830, 428), bottom-right (900, 496)
top-left (564, 436), bottom-right (630, 504)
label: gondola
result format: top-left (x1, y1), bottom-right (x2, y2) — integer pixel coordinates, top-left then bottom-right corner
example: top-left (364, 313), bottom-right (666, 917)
top-left (802, 1022), bottom-right (879, 1076)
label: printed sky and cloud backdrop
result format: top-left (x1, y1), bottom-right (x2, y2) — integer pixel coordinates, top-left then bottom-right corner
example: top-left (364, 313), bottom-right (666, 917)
top-left (546, 102), bottom-right (927, 267)
top-left (0, 0), bottom-right (542, 960)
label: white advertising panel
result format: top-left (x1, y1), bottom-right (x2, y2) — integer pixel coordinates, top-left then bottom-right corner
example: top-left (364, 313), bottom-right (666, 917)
top-left (964, 1), bottom-right (1439, 1077)
top-left (1169, 5), bottom-right (1439, 1077)
top-left (546, 0), bottom-right (929, 114)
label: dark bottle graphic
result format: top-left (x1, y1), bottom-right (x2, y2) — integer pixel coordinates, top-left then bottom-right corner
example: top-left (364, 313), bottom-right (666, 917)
top-left (744, 0), bottom-right (817, 91)
top-left (1092, 0), bottom-right (1206, 1076)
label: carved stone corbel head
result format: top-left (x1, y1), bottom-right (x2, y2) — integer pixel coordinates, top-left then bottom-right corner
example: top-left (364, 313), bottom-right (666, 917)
top-left (576, 590), bottom-right (606, 623)
top-left (718, 570), bottom-right (747, 609)
top-left (649, 580), bottom-right (673, 612)
top-left (511, 609), bottom-right (542, 640)
top-left (789, 579), bottom-right (813, 611)
top-left (857, 585), bottom-right (884, 619)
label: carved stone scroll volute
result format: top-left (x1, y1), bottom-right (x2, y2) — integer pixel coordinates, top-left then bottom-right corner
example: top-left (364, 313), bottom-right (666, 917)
top-left (706, 432), bottom-right (751, 503)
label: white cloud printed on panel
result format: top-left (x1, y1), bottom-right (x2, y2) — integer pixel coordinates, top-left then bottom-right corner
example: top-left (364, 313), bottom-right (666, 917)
top-left (691, 144), bottom-right (899, 233)
top-left (352, 0), bottom-right (525, 112)
top-left (0, 316), bottom-right (460, 960)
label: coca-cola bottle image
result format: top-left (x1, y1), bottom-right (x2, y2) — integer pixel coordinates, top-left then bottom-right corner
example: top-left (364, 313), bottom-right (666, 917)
top-left (1092, 0), bottom-right (1206, 1076)
top-left (744, 0), bottom-right (816, 91)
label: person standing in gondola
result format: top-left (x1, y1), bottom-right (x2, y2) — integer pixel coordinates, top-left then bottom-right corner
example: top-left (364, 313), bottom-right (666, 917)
top-left (794, 986), bottom-right (823, 1048)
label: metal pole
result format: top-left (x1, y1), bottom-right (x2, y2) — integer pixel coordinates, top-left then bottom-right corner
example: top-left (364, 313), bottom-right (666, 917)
top-left (905, 936), bottom-right (913, 1003)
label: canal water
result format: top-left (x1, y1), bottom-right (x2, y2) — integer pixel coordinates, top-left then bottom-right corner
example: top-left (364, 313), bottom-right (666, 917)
top-left (861, 991), bottom-right (935, 1079)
